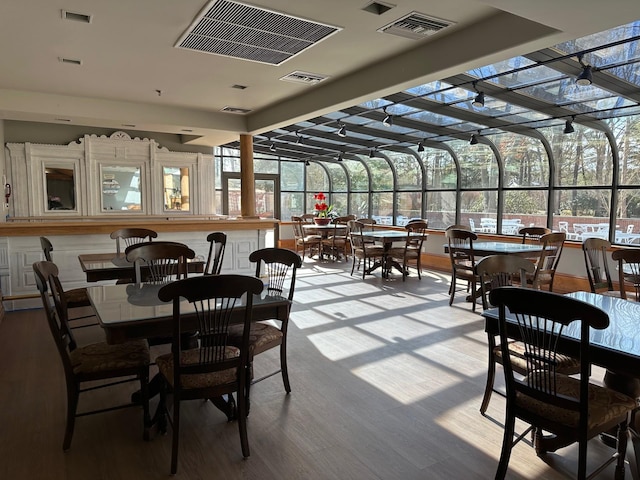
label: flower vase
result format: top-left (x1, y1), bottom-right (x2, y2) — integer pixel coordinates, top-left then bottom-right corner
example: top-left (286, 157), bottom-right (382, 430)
top-left (313, 217), bottom-right (331, 226)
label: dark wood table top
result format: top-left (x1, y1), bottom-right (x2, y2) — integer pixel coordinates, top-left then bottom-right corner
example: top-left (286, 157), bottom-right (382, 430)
top-left (86, 283), bottom-right (291, 344)
top-left (444, 241), bottom-right (544, 257)
top-left (482, 291), bottom-right (640, 377)
top-left (78, 252), bottom-right (204, 282)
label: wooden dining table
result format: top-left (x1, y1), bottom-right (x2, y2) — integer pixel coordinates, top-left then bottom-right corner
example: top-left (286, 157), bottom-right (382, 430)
top-left (443, 241), bottom-right (545, 257)
top-left (86, 282), bottom-right (291, 344)
top-left (483, 291), bottom-right (640, 477)
top-left (362, 230), bottom-right (426, 277)
top-left (78, 252), bottom-right (205, 282)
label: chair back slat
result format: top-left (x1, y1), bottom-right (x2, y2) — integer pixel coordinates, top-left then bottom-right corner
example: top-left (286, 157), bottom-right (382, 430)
top-left (476, 255), bottom-right (535, 309)
top-left (110, 228), bottom-right (158, 255)
top-left (249, 248), bottom-right (302, 301)
top-left (204, 232), bottom-right (227, 275)
top-left (530, 232), bottom-right (566, 290)
top-left (582, 237), bottom-right (614, 293)
top-left (126, 241), bottom-right (195, 284)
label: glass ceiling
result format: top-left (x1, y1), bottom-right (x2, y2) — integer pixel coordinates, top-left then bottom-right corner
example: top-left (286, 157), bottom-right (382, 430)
top-left (224, 20), bottom-right (640, 161)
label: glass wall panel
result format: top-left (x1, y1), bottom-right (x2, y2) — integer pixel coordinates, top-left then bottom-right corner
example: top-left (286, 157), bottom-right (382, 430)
top-left (615, 188), bottom-right (640, 244)
top-left (281, 161), bottom-right (304, 191)
top-left (455, 141), bottom-right (498, 189)
top-left (490, 133), bottom-right (549, 187)
top-left (396, 191), bottom-right (422, 225)
top-left (331, 193), bottom-right (348, 217)
top-left (460, 191), bottom-right (497, 233)
top-left (503, 190), bottom-right (548, 232)
top-left (426, 191), bottom-right (456, 229)
top-left (326, 163), bottom-right (347, 192)
top-left (368, 158), bottom-right (393, 190)
top-left (350, 192), bottom-right (369, 218)
top-left (281, 192), bottom-right (304, 219)
top-left (611, 115), bottom-right (640, 186)
top-left (541, 125), bottom-right (613, 187)
top-left (552, 189), bottom-right (612, 239)
top-left (344, 159), bottom-right (369, 191)
top-left (306, 163), bottom-right (329, 194)
top-left (385, 151), bottom-right (422, 190)
top-left (254, 158), bottom-right (278, 174)
top-left (423, 149), bottom-right (456, 189)
top-left (371, 192), bottom-right (393, 224)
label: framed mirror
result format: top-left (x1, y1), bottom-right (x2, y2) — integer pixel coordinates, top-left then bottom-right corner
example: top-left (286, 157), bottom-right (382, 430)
top-left (45, 165), bottom-right (77, 211)
top-left (101, 165), bottom-right (143, 212)
top-left (163, 166), bottom-right (190, 212)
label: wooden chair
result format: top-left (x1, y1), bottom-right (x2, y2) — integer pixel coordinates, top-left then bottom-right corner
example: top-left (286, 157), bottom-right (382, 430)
top-left (321, 215), bottom-right (351, 261)
top-left (519, 226), bottom-right (551, 244)
top-left (110, 228), bottom-right (158, 255)
top-left (527, 232), bottom-right (566, 291)
top-left (33, 260), bottom-right (150, 451)
top-left (612, 248), bottom-right (640, 301)
top-left (446, 224), bottom-right (471, 232)
top-left (300, 213), bottom-right (316, 223)
top-left (125, 241), bottom-right (195, 284)
top-left (445, 228), bottom-right (480, 311)
top-left (291, 216), bottom-right (321, 259)
top-left (156, 274), bottom-right (264, 474)
top-left (356, 218), bottom-right (377, 230)
top-left (387, 220), bottom-right (428, 281)
top-left (204, 232), bottom-right (226, 275)
top-left (227, 248), bottom-right (302, 394)
top-left (348, 220), bottom-right (386, 279)
top-left (476, 255), bottom-right (581, 416)
top-left (489, 287), bottom-right (635, 480)
top-left (39, 236), bottom-right (97, 328)
top-left (582, 237), bottom-right (621, 297)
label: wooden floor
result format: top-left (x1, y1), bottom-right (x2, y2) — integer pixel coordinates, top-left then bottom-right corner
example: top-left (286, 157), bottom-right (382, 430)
top-left (0, 259), bottom-right (631, 479)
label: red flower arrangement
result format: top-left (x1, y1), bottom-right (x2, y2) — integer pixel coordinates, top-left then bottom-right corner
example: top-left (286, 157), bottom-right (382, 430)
top-left (313, 192), bottom-right (333, 218)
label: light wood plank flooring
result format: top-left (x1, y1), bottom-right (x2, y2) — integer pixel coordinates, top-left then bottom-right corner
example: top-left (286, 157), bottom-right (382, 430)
top-left (0, 259), bottom-right (631, 479)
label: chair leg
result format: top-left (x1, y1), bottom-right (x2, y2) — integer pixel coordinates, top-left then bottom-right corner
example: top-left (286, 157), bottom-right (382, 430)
top-left (139, 369), bottom-right (151, 441)
top-left (170, 395), bottom-right (181, 475)
top-left (237, 378), bottom-right (250, 458)
top-left (63, 384), bottom-right (80, 451)
top-left (480, 351), bottom-right (497, 415)
top-left (615, 420), bottom-right (629, 480)
top-left (449, 271), bottom-right (457, 306)
top-left (350, 255), bottom-right (357, 276)
top-left (495, 409), bottom-right (515, 479)
top-left (280, 339), bottom-right (291, 394)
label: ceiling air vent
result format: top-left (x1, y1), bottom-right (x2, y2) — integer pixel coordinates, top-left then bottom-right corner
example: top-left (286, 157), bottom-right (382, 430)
top-left (280, 71), bottom-right (329, 85)
top-left (176, 0), bottom-right (341, 66)
top-left (221, 106), bottom-right (252, 114)
top-left (378, 12), bottom-right (454, 40)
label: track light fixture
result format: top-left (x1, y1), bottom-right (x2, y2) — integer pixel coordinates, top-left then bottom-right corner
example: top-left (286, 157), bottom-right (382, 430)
top-left (305, 160), bottom-right (310, 166)
top-left (337, 123), bottom-right (347, 137)
top-left (417, 140), bottom-right (425, 152)
top-left (471, 82), bottom-right (485, 108)
top-left (576, 53), bottom-right (593, 86)
top-left (382, 107), bottom-right (393, 127)
top-left (269, 143), bottom-right (276, 152)
top-left (469, 133), bottom-right (479, 145)
top-left (295, 131), bottom-right (303, 144)
top-left (563, 116), bottom-right (575, 134)
top-left (369, 147), bottom-right (377, 158)
top-left (337, 152), bottom-right (343, 161)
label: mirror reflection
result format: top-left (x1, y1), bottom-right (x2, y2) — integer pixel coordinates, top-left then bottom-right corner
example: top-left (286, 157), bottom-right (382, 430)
top-left (163, 167), bottom-right (189, 211)
top-left (45, 167), bottom-right (76, 211)
top-left (101, 165), bottom-right (142, 211)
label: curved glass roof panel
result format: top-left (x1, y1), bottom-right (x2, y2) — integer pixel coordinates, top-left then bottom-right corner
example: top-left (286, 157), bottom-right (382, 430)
top-left (404, 110), bottom-right (466, 127)
top-left (403, 80), bottom-right (455, 96)
top-left (471, 62), bottom-right (564, 88)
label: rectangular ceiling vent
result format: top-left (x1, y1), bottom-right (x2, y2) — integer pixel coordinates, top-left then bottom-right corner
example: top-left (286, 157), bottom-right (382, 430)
top-left (176, 0), bottom-right (342, 66)
top-left (221, 106), bottom-right (252, 114)
top-left (280, 71), bottom-right (329, 85)
top-left (378, 12), bottom-right (454, 40)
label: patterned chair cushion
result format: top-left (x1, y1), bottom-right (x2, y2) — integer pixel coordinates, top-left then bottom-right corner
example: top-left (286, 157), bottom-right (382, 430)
top-left (69, 339), bottom-right (149, 374)
top-left (494, 341), bottom-right (580, 375)
top-left (228, 322), bottom-right (283, 351)
top-left (516, 372), bottom-right (636, 429)
top-left (156, 346), bottom-right (240, 389)
top-left (65, 287), bottom-right (91, 307)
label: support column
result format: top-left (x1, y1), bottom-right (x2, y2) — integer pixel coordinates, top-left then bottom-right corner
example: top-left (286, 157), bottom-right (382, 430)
top-left (240, 134), bottom-right (258, 219)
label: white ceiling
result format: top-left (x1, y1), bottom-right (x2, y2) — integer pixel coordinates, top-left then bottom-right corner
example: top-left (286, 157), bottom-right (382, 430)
top-left (1, 0), bottom-right (640, 147)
